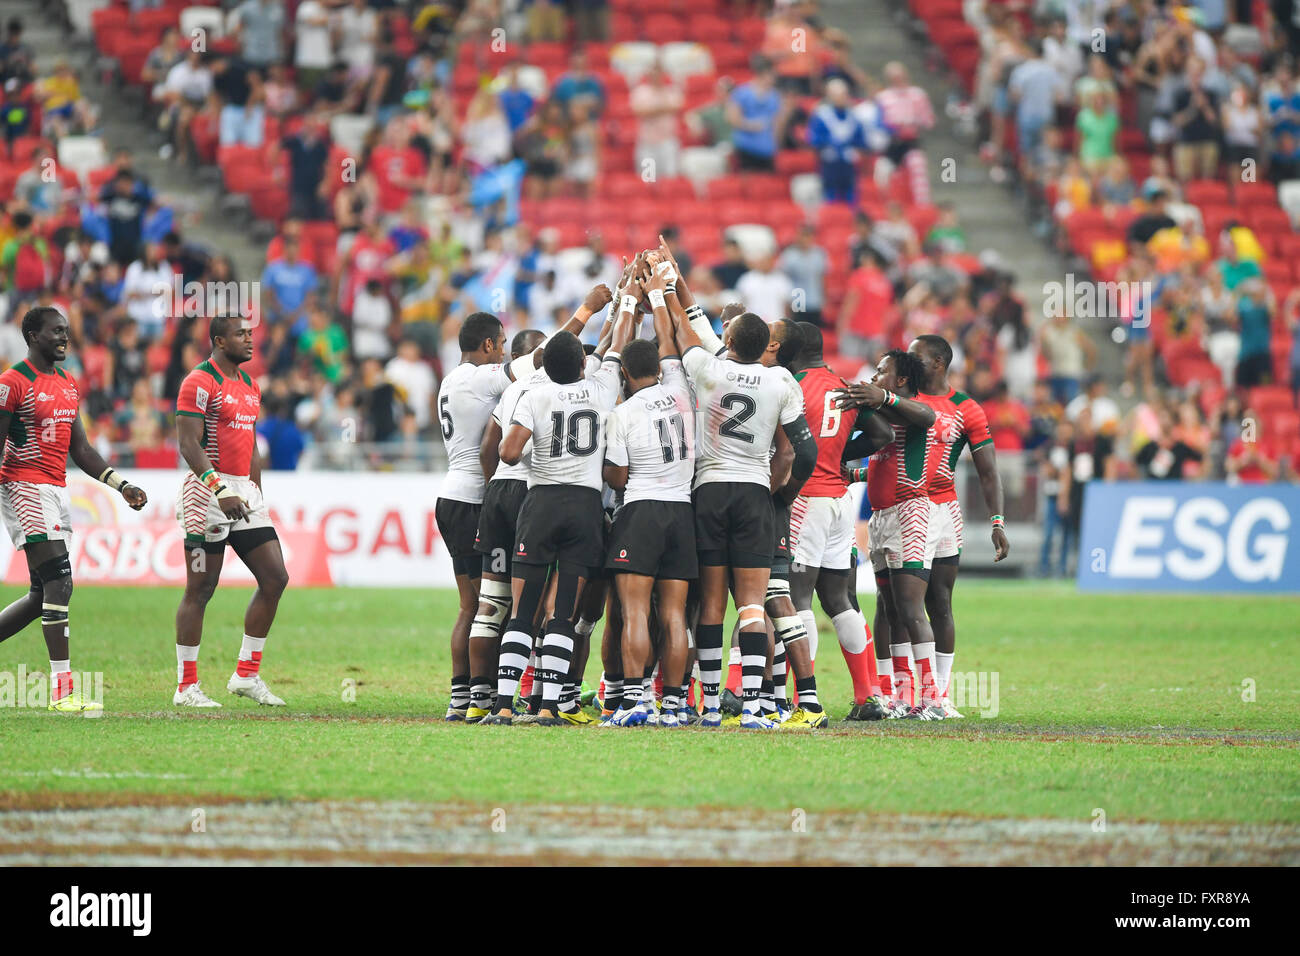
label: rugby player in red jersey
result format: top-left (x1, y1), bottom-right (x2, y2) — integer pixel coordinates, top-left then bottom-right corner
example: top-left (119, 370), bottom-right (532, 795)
top-left (172, 315), bottom-right (290, 708)
top-left (0, 307), bottom-right (148, 712)
top-left (836, 349), bottom-right (946, 719)
top-left (907, 334), bottom-right (1009, 717)
top-left (786, 322), bottom-right (887, 720)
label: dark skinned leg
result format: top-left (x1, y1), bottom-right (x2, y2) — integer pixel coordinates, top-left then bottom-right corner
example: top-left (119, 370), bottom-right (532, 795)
top-left (889, 570), bottom-right (938, 704)
top-left (731, 566), bottom-right (771, 716)
top-left (448, 570), bottom-right (479, 708)
top-left (24, 540), bottom-right (71, 662)
top-left (614, 573), bottom-right (654, 704)
top-left (926, 560), bottom-right (959, 657)
top-left (655, 578), bottom-right (690, 692)
top-left (0, 550), bottom-right (44, 643)
top-left (237, 537), bottom-right (290, 640)
top-left (176, 544), bottom-right (225, 648)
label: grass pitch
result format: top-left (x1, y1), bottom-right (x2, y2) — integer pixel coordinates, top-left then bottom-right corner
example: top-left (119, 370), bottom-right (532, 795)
top-left (0, 582), bottom-right (1296, 864)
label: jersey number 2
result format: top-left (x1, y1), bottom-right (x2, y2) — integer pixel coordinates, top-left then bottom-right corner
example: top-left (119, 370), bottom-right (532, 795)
top-left (719, 393), bottom-right (756, 443)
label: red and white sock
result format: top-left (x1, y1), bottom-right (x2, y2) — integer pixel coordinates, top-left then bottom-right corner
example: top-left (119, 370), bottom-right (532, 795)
top-left (177, 644), bottom-right (200, 691)
top-left (937, 652), bottom-right (955, 698)
top-left (890, 643), bottom-right (914, 707)
top-left (50, 659), bottom-right (72, 702)
top-left (877, 656), bottom-right (893, 698)
top-left (235, 634), bottom-right (266, 677)
top-left (831, 609), bottom-right (874, 705)
top-left (725, 640), bottom-right (743, 695)
top-left (914, 641), bottom-right (938, 705)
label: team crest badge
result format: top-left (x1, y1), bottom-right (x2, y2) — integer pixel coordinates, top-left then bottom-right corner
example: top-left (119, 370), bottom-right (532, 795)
top-left (0, 384), bottom-right (9, 405)
top-left (195, 386), bottom-right (209, 411)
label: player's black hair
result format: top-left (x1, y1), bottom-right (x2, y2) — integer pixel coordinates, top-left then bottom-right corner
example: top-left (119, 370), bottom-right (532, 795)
top-left (913, 333), bottom-right (953, 371)
top-left (459, 312), bottom-right (503, 353)
top-left (621, 338), bottom-right (659, 380)
top-left (797, 321), bottom-right (824, 363)
top-left (510, 328), bottom-right (545, 359)
top-left (20, 306), bottom-right (61, 345)
top-left (772, 319), bottom-right (802, 369)
top-left (728, 312), bottom-right (770, 362)
top-left (542, 330), bottom-right (585, 384)
top-left (885, 347), bottom-right (926, 395)
top-left (208, 314), bottom-right (238, 346)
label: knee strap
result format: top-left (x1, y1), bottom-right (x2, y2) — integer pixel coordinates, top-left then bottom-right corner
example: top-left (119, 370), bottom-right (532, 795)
top-left (765, 577), bottom-right (790, 604)
top-left (737, 603), bottom-right (766, 630)
top-left (470, 579), bottom-right (513, 639)
top-left (36, 553), bottom-right (72, 584)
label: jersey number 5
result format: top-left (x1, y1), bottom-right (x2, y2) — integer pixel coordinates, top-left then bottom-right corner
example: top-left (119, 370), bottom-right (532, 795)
top-left (550, 410), bottom-right (599, 457)
top-left (439, 395), bottom-right (453, 440)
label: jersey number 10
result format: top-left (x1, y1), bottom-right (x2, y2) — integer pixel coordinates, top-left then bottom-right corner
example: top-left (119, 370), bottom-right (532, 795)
top-left (550, 410), bottom-right (599, 457)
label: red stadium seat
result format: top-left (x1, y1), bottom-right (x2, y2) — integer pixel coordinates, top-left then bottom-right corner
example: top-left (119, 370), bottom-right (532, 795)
top-left (1184, 179), bottom-right (1230, 206)
top-left (1234, 182), bottom-right (1278, 207)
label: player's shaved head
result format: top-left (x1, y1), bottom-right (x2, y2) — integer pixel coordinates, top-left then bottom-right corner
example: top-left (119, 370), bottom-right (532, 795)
top-left (797, 321), bottom-right (823, 363)
top-left (21, 305), bottom-right (63, 345)
top-left (511, 328), bottom-right (545, 358)
top-left (208, 313), bottom-right (237, 345)
top-left (621, 338), bottom-right (659, 381)
top-left (542, 330), bottom-right (585, 384)
top-left (727, 312), bottom-right (770, 362)
top-left (910, 333), bottom-right (953, 371)
top-left (771, 318), bottom-right (802, 368)
top-left (459, 312), bottom-right (504, 353)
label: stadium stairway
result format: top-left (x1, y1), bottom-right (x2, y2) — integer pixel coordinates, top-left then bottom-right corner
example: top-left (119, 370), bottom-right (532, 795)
top-left (821, 0), bottom-right (1123, 382)
top-left (4, 0), bottom-right (268, 280)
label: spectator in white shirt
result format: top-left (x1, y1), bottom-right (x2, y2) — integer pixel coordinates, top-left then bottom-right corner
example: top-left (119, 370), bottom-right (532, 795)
top-left (735, 253), bottom-right (794, 323)
top-left (384, 339), bottom-right (436, 431)
top-left (336, 0), bottom-right (378, 80)
top-left (122, 244), bottom-right (173, 341)
top-left (352, 278), bottom-right (394, 360)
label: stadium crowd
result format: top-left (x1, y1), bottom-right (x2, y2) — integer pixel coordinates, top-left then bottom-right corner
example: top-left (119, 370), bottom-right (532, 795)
top-left (0, 0), bottom-right (1293, 581)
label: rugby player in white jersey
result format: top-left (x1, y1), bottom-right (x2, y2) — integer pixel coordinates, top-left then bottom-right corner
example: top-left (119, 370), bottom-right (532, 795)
top-left (668, 289), bottom-right (818, 729)
top-left (482, 302), bottom-right (635, 726)
top-left (599, 267), bottom-right (696, 727)
top-left (435, 289), bottom-right (612, 720)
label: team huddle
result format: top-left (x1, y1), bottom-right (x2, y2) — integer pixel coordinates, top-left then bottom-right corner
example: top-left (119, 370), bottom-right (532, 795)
top-left (435, 237), bottom-right (1010, 729)
top-left (0, 249), bottom-right (1006, 723)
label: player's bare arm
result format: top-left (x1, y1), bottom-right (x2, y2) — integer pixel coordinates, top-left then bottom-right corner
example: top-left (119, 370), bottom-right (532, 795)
top-left (972, 442), bottom-right (1010, 561)
top-left (69, 416), bottom-right (147, 511)
top-left (775, 416), bottom-right (817, 505)
top-left (480, 417), bottom-right (502, 481)
top-left (555, 283), bottom-right (614, 344)
top-left (177, 414), bottom-right (248, 522)
top-left (833, 382), bottom-right (935, 428)
top-left (602, 459), bottom-right (629, 492)
top-left (499, 421), bottom-right (531, 467)
top-left (770, 426), bottom-right (794, 495)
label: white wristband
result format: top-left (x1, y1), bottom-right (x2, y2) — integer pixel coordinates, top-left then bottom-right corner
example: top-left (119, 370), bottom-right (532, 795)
top-left (654, 260), bottom-right (678, 286)
top-left (648, 289), bottom-right (666, 310)
top-left (619, 294), bottom-right (637, 315)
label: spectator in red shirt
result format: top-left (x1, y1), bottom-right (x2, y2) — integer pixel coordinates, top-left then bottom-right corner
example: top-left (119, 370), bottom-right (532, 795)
top-left (837, 249), bottom-right (893, 360)
top-left (982, 381), bottom-right (1031, 451)
top-left (342, 221), bottom-right (395, 313)
top-left (366, 120), bottom-right (428, 216)
top-left (1226, 434), bottom-right (1279, 484)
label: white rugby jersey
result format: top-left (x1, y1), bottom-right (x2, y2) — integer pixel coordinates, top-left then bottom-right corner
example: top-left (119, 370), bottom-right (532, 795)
top-left (437, 361), bottom-right (513, 503)
top-left (490, 369), bottom-right (547, 484)
top-left (604, 358), bottom-right (695, 505)
top-left (512, 358), bottom-right (621, 490)
top-left (682, 346), bottom-right (804, 489)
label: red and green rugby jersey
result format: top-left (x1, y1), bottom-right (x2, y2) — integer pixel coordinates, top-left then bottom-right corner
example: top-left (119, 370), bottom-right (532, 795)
top-left (795, 365), bottom-right (859, 497)
top-left (176, 360), bottom-right (260, 477)
top-left (865, 412), bottom-right (939, 510)
top-left (924, 388), bottom-right (992, 505)
top-left (0, 360), bottom-right (79, 486)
